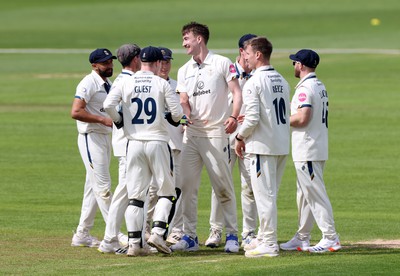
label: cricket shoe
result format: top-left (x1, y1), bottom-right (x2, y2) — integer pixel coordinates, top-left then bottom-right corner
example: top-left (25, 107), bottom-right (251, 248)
top-left (241, 232), bottom-right (257, 248)
top-left (245, 243), bottom-right (279, 258)
top-left (205, 228), bottom-right (222, 248)
top-left (280, 234), bottom-right (310, 251)
top-left (224, 234), bottom-right (239, 253)
top-left (243, 237), bottom-right (260, 251)
top-left (308, 236), bottom-right (341, 253)
top-left (118, 232), bottom-right (128, 247)
top-left (115, 245), bottom-right (128, 255)
top-left (166, 230), bottom-right (184, 245)
top-left (127, 243), bottom-right (153, 257)
top-left (98, 239), bottom-right (120, 253)
top-left (147, 233), bottom-right (171, 254)
top-left (170, 235), bottom-right (199, 252)
top-left (71, 230), bottom-right (100, 248)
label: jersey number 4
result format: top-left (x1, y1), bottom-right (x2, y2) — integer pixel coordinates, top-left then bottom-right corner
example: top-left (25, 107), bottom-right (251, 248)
top-left (322, 101), bottom-right (328, 128)
top-left (131, 97), bottom-right (157, 124)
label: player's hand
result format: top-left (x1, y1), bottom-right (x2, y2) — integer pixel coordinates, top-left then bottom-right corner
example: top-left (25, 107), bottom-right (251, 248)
top-left (235, 139), bottom-right (245, 159)
top-left (102, 117), bottom-right (113, 127)
top-left (224, 116), bottom-right (238, 134)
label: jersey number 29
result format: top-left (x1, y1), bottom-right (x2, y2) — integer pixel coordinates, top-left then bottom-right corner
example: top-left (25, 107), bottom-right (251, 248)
top-left (131, 97), bottom-right (157, 124)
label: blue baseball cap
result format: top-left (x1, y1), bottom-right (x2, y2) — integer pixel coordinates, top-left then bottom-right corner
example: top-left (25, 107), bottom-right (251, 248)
top-left (89, 48), bottom-right (117, 63)
top-left (289, 49), bottom-right (320, 68)
top-left (159, 47), bottom-right (173, 60)
top-left (140, 46), bottom-right (165, 62)
top-left (238, 34), bottom-right (257, 48)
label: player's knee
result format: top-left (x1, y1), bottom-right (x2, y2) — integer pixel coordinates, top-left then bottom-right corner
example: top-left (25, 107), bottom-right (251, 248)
top-left (158, 195), bottom-right (175, 203)
top-left (128, 198), bottom-right (145, 208)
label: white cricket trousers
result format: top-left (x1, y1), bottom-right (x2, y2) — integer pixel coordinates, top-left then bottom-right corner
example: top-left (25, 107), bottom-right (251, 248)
top-left (103, 156), bottom-right (129, 242)
top-left (250, 154), bottom-right (287, 244)
top-left (180, 135), bottom-right (238, 238)
top-left (146, 149), bottom-right (183, 233)
top-left (125, 140), bottom-right (176, 240)
top-left (76, 133), bottom-right (112, 232)
top-left (294, 161), bottom-right (338, 240)
top-left (209, 150), bottom-right (257, 238)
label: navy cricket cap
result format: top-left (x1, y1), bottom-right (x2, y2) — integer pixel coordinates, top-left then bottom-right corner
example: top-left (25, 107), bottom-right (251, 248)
top-left (238, 34), bottom-right (257, 48)
top-left (289, 49), bottom-right (320, 68)
top-left (89, 48), bottom-right (117, 63)
top-left (140, 46), bottom-right (165, 62)
top-left (159, 47), bottom-right (173, 60)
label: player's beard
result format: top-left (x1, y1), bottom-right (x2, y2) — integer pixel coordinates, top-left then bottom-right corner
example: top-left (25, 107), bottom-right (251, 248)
top-left (99, 68), bottom-right (113, 78)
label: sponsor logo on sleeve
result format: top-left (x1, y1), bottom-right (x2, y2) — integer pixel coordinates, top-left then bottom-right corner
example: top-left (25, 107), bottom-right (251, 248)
top-left (298, 93), bottom-right (307, 102)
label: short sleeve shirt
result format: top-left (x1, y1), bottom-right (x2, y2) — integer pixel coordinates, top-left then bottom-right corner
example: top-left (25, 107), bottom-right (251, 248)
top-left (176, 51), bottom-right (237, 137)
top-left (74, 70), bottom-right (112, 134)
top-left (291, 73), bottom-right (329, 161)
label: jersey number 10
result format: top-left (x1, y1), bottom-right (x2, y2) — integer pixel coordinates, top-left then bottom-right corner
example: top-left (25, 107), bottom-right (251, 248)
top-left (273, 97), bottom-right (287, 125)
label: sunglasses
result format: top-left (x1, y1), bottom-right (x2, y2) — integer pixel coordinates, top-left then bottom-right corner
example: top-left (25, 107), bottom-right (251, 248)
top-left (292, 61), bottom-right (299, 66)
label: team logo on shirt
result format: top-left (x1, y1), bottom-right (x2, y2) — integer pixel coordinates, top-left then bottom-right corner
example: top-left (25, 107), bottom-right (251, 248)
top-left (298, 93), bottom-right (307, 102)
top-left (193, 81), bottom-right (210, 96)
top-left (229, 64), bottom-right (236, 73)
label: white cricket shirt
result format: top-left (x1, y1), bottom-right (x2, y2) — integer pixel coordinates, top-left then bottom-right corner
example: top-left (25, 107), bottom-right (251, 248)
top-left (110, 69), bottom-right (133, 157)
top-left (176, 51), bottom-right (237, 138)
top-left (103, 70), bottom-right (183, 143)
top-left (291, 72), bottom-right (328, 161)
top-left (74, 70), bottom-right (112, 134)
top-left (239, 65), bottom-right (290, 155)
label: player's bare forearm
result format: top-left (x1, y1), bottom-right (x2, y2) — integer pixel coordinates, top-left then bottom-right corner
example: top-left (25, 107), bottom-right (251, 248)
top-left (228, 79), bottom-right (242, 118)
top-left (71, 98), bottom-right (112, 127)
top-left (290, 106), bottom-right (311, 127)
top-left (180, 93), bottom-right (191, 118)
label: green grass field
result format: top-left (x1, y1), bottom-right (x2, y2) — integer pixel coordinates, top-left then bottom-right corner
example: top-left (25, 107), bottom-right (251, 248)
top-left (1, 0), bottom-right (400, 275)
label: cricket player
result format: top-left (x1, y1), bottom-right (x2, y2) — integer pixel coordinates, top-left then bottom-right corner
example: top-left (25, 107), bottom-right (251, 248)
top-left (170, 22), bottom-right (242, 253)
top-left (103, 46), bottom-right (186, 257)
top-left (98, 43), bottom-right (141, 254)
top-left (235, 36), bottom-right (290, 258)
top-left (70, 48), bottom-right (116, 247)
top-left (280, 49), bottom-right (341, 253)
top-left (146, 47), bottom-right (185, 245)
top-left (206, 34), bottom-right (259, 249)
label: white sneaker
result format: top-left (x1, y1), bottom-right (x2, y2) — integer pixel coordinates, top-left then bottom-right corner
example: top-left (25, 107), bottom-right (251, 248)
top-left (170, 235), bottom-right (199, 252)
top-left (245, 243), bottom-right (279, 258)
top-left (98, 239), bottom-right (120, 253)
top-left (71, 231), bottom-right (100, 248)
top-left (280, 234), bottom-right (310, 251)
top-left (127, 243), bottom-right (151, 257)
top-left (166, 230), bottom-right (184, 245)
top-left (243, 237), bottom-right (260, 251)
top-left (147, 233), bottom-right (171, 254)
top-left (241, 232), bottom-right (257, 248)
top-left (118, 233), bottom-right (128, 247)
top-left (205, 228), bottom-right (222, 248)
top-left (224, 234), bottom-right (239, 253)
top-left (308, 236), bottom-right (341, 253)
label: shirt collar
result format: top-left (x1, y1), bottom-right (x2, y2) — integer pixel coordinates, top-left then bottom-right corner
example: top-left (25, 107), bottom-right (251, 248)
top-left (296, 72), bottom-right (317, 88)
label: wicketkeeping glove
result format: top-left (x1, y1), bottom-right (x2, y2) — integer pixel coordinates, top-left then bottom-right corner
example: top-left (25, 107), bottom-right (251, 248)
top-left (114, 111), bottom-right (124, 129)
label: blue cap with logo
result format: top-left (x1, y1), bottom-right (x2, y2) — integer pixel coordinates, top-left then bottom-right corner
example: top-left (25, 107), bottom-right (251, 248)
top-left (238, 34), bottom-right (257, 48)
top-left (140, 46), bottom-right (165, 62)
top-left (289, 49), bottom-right (320, 68)
top-left (159, 47), bottom-right (173, 60)
top-left (89, 48), bottom-right (117, 63)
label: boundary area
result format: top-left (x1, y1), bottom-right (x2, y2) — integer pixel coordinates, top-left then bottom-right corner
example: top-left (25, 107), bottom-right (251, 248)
top-left (1, 48), bottom-right (400, 55)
